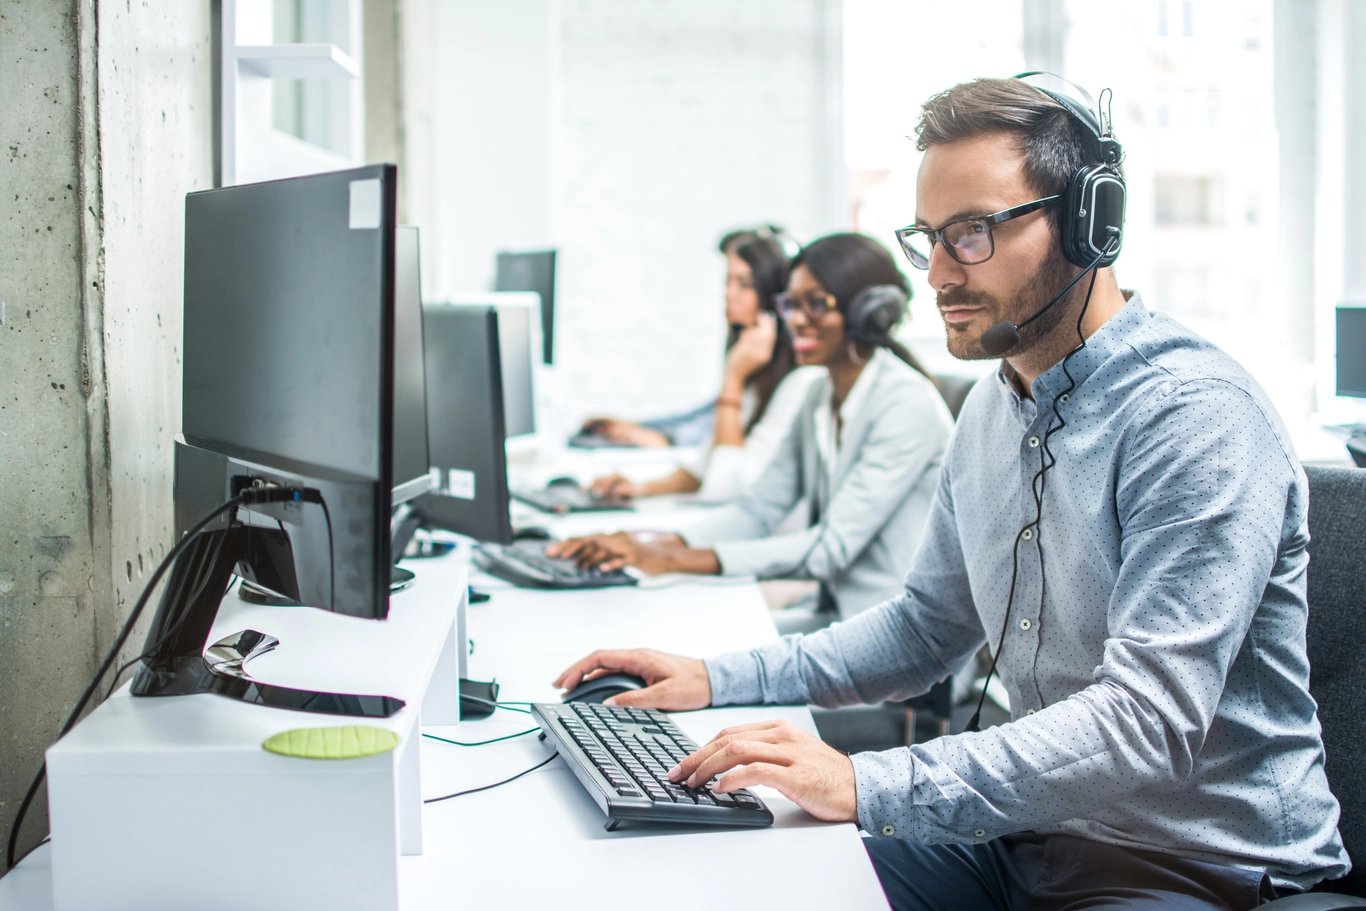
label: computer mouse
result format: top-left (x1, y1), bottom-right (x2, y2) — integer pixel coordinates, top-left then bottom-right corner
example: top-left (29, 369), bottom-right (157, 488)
top-left (561, 672), bottom-right (648, 704)
top-left (546, 475), bottom-right (580, 488)
top-left (512, 525), bottom-right (554, 541)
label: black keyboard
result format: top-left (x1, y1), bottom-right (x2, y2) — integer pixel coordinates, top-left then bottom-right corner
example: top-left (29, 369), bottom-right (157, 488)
top-left (531, 701), bottom-right (773, 830)
top-left (511, 485), bottom-right (633, 514)
top-left (474, 541), bottom-right (638, 589)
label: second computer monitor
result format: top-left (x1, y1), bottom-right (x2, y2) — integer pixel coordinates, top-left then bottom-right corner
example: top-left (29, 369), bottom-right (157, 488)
top-left (445, 293), bottom-right (539, 440)
top-left (417, 304), bottom-right (514, 544)
top-left (494, 249), bottom-right (556, 365)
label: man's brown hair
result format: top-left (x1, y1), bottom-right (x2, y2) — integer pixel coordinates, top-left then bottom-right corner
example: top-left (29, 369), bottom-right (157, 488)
top-left (915, 78), bottom-right (1094, 231)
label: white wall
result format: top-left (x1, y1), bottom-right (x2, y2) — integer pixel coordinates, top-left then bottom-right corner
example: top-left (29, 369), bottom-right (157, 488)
top-left (419, 0), bottom-right (845, 424)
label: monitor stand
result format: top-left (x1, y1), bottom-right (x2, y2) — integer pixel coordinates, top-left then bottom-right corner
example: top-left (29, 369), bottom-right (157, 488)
top-left (130, 526), bottom-right (405, 718)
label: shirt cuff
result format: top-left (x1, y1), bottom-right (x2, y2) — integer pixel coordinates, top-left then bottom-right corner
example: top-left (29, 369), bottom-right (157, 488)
top-left (703, 651), bottom-right (767, 706)
top-left (851, 749), bottom-right (916, 839)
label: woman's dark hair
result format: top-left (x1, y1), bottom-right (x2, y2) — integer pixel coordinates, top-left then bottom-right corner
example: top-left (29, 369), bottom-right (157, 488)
top-left (791, 233), bottom-right (930, 378)
top-left (723, 231), bottom-right (796, 431)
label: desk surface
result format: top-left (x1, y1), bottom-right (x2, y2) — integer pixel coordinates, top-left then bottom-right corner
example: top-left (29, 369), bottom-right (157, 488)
top-left (1, 553), bottom-right (889, 911)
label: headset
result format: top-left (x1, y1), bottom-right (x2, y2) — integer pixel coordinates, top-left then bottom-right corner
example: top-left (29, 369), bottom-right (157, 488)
top-left (1016, 71), bottom-right (1126, 269)
top-left (843, 283), bottom-right (910, 348)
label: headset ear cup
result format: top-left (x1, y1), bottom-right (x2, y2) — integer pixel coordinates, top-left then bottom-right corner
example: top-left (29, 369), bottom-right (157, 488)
top-left (845, 285), bottom-right (908, 346)
top-left (1061, 163), bottom-right (1126, 268)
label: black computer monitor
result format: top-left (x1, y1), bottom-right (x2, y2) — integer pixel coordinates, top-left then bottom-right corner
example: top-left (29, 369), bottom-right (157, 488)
top-left (494, 249), bottom-right (556, 365)
top-left (493, 297), bottom-right (537, 439)
top-left (1336, 307), bottom-right (1366, 399)
top-left (131, 165), bottom-right (431, 717)
top-left (408, 305), bottom-right (515, 545)
top-left (393, 225), bottom-right (434, 499)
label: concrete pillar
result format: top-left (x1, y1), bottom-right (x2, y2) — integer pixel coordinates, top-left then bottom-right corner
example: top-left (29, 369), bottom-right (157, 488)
top-left (0, 0), bottom-right (213, 870)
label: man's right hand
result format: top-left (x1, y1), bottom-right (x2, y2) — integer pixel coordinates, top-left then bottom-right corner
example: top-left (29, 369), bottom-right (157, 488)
top-left (553, 648), bottom-right (712, 710)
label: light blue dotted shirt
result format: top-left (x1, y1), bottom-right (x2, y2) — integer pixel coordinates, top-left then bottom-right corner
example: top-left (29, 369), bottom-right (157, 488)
top-left (706, 294), bottom-right (1348, 891)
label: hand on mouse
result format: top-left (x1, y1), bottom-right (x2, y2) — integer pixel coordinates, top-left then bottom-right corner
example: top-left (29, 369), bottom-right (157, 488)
top-left (553, 648), bottom-right (711, 711)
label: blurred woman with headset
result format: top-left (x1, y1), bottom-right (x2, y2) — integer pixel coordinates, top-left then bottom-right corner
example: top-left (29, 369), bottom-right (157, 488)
top-left (551, 233), bottom-right (953, 623)
top-left (583, 227), bottom-right (823, 502)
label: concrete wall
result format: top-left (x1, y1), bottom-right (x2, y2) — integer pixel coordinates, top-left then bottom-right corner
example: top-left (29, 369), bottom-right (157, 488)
top-left (0, 0), bottom-right (213, 870)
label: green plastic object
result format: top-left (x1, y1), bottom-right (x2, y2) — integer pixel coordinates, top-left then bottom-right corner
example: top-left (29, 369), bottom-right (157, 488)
top-left (261, 725), bottom-right (400, 760)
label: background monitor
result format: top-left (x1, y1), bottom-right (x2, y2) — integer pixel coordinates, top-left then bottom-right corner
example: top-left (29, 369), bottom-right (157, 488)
top-left (493, 249), bottom-right (556, 365)
top-left (134, 165), bottom-right (419, 716)
top-left (447, 293), bottom-right (540, 440)
top-left (1336, 306), bottom-right (1366, 399)
top-left (413, 304), bottom-right (514, 544)
top-left (392, 225), bottom-right (434, 502)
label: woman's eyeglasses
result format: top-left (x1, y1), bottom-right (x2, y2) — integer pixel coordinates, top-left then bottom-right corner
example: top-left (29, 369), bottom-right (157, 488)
top-left (773, 291), bottom-right (837, 321)
top-left (894, 195), bottom-right (1060, 270)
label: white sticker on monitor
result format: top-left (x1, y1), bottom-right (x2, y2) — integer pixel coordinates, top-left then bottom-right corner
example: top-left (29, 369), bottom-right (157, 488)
top-left (348, 178), bottom-right (381, 229)
top-left (446, 469), bottom-right (476, 500)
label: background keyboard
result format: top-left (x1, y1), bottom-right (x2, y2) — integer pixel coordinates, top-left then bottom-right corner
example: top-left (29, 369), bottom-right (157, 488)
top-left (475, 541), bottom-right (637, 589)
top-left (532, 701), bottom-right (773, 830)
top-left (511, 486), bottom-right (633, 514)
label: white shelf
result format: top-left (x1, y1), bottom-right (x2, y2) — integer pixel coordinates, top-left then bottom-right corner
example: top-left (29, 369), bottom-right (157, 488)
top-left (45, 556), bottom-right (466, 911)
top-left (236, 43), bottom-right (359, 80)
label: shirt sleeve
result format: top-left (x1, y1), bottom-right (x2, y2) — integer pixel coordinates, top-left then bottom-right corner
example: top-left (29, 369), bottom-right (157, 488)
top-left (704, 439), bottom-right (984, 710)
top-left (855, 378), bottom-right (1302, 844)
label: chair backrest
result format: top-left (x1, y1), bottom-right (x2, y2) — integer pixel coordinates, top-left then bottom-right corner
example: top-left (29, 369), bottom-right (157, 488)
top-left (1304, 465), bottom-right (1366, 896)
top-left (933, 373), bottom-right (979, 420)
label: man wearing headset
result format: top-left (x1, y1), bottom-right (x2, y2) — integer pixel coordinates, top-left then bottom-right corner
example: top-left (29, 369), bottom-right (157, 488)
top-left (555, 75), bottom-right (1347, 909)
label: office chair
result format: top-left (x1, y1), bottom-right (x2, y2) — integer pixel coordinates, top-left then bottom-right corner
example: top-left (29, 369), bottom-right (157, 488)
top-left (1259, 466), bottom-right (1366, 909)
top-left (932, 372), bottom-right (978, 420)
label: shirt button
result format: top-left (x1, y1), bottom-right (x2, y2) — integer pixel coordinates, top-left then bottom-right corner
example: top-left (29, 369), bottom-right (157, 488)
top-left (1027, 435), bottom-right (1040, 448)
top-left (1058, 393), bottom-right (1070, 404)
top-left (881, 824), bottom-right (896, 837)
top-left (1019, 618), bottom-right (1033, 631)
top-left (1026, 708), bottom-right (1036, 715)
top-left (974, 829), bottom-right (987, 838)
top-left (1020, 528), bottom-right (1034, 541)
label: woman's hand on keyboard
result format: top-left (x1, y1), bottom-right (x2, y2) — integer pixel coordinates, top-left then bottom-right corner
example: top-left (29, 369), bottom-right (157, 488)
top-left (547, 532), bottom-right (693, 575)
top-left (552, 648), bottom-right (711, 711)
top-left (669, 719), bottom-right (858, 823)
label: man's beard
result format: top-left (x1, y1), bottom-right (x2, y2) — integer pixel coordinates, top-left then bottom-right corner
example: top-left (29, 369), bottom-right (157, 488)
top-left (939, 249), bottom-right (1078, 360)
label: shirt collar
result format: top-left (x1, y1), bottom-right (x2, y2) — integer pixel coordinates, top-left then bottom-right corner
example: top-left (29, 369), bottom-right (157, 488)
top-left (995, 291), bottom-right (1147, 407)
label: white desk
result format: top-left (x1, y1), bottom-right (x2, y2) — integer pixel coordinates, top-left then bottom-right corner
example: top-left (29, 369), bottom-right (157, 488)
top-left (403, 574), bottom-right (889, 910)
top-left (1, 553), bottom-right (889, 911)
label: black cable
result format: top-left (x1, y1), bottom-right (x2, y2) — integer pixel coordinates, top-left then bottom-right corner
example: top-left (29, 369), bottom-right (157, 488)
top-left (422, 727), bottom-right (540, 748)
top-left (4, 488), bottom-right (300, 870)
top-left (422, 751), bottom-right (559, 804)
top-left (458, 694), bottom-right (532, 715)
top-left (104, 534), bottom-right (239, 701)
top-left (964, 238), bottom-right (1113, 734)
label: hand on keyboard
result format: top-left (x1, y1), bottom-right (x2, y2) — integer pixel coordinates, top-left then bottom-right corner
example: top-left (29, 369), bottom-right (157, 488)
top-left (547, 531), bottom-right (686, 574)
top-left (553, 647), bottom-right (712, 711)
top-left (669, 717), bottom-right (859, 824)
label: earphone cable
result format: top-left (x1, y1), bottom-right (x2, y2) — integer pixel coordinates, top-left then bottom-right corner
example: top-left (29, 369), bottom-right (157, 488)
top-left (963, 239), bottom-right (1112, 734)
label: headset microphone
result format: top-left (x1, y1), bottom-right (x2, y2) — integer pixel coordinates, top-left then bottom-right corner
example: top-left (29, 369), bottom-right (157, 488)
top-left (978, 229), bottom-right (1119, 357)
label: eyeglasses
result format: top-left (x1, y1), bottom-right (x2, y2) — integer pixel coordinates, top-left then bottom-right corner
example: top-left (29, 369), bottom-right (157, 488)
top-left (894, 195), bottom-right (1060, 270)
top-left (773, 290), bottom-right (837, 322)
